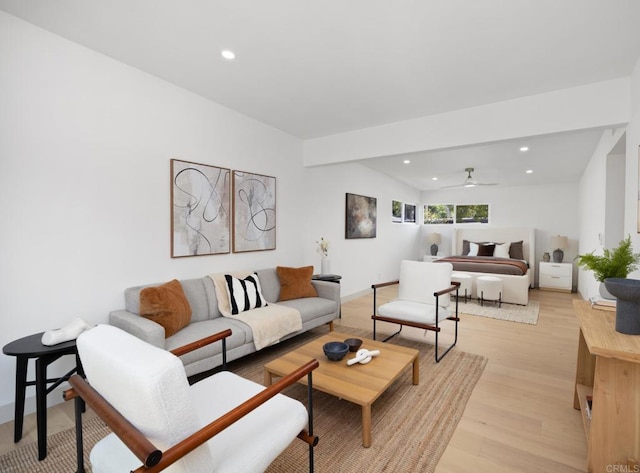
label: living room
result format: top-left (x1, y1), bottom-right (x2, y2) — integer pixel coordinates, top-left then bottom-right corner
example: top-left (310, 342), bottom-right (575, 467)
top-left (2, 2), bottom-right (640, 471)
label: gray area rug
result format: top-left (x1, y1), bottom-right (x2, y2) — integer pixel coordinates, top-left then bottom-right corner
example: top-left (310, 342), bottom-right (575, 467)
top-left (458, 299), bottom-right (539, 324)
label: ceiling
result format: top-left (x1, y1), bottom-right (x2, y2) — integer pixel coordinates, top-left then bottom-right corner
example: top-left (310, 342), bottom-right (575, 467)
top-left (2, 0), bottom-right (639, 189)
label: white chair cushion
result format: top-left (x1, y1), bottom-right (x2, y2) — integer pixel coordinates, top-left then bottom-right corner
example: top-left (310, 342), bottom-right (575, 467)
top-left (378, 300), bottom-right (452, 325)
top-left (398, 260), bottom-right (453, 307)
top-left (191, 371), bottom-right (308, 472)
top-left (78, 325), bottom-right (214, 472)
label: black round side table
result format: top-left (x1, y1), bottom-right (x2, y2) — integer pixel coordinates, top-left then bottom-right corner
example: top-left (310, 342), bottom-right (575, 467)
top-left (3, 332), bottom-right (84, 460)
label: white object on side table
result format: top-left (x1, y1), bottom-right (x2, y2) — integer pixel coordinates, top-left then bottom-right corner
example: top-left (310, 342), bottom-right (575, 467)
top-left (539, 262), bottom-right (572, 292)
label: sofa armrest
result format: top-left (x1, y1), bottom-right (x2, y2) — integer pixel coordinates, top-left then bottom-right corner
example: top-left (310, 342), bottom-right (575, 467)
top-left (311, 280), bottom-right (341, 307)
top-left (109, 310), bottom-right (165, 348)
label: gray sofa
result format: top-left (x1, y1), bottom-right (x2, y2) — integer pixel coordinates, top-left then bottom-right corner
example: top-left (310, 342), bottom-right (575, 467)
top-left (109, 268), bottom-right (340, 376)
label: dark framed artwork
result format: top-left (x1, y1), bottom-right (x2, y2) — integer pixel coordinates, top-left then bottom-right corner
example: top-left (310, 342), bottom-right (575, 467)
top-left (392, 200), bottom-right (403, 223)
top-left (171, 159), bottom-right (230, 257)
top-left (232, 170), bottom-right (276, 252)
top-left (404, 203), bottom-right (416, 223)
top-left (345, 193), bottom-right (377, 239)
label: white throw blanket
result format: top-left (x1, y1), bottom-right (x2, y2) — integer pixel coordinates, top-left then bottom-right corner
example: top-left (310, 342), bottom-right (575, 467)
top-left (208, 273), bottom-right (302, 350)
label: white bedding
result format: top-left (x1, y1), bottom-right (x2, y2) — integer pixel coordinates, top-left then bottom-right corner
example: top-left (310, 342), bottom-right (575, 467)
top-left (452, 227), bottom-right (535, 305)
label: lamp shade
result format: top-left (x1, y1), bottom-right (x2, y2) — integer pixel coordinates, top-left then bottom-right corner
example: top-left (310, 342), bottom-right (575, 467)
top-left (550, 235), bottom-right (568, 250)
top-left (427, 233), bottom-right (442, 245)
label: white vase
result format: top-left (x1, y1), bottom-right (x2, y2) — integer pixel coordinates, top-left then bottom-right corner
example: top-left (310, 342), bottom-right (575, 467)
top-left (321, 256), bottom-right (330, 275)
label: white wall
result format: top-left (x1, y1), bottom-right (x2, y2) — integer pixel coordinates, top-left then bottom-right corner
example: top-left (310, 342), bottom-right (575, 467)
top-left (422, 183), bottom-right (580, 287)
top-left (624, 58), bottom-right (640, 275)
top-left (301, 163), bottom-right (422, 298)
top-left (577, 129), bottom-right (628, 298)
top-left (0, 12), bottom-right (419, 422)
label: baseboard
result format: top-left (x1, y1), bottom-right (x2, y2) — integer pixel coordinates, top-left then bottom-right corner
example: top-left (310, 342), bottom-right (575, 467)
top-left (0, 385), bottom-right (68, 425)
top-left (341, 288), bottom-right (371, 303)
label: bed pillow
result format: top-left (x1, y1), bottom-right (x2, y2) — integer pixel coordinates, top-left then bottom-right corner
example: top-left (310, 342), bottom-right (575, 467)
top-left (224, 273), bottom-right (268, 315)
top-left (277, 266), bottom-right (318, 301)
top-left (494, 242), bottom-right (510, 258)
top-left (468, 242), bottom-right (479, 256)
top-left (509, 240), bottom-right (525, 260)
top-left (462, 239), bottom-right (471, 255)
top-left (139, 279), bottom-right (192, 338)
top-left (477, 243), bottom-right (495, 256)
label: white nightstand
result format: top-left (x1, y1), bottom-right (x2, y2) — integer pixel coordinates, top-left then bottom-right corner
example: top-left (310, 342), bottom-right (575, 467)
top-left (539, 262), bottom-right (573, 292)
top-left (423, 255), bottom-right (443, 262)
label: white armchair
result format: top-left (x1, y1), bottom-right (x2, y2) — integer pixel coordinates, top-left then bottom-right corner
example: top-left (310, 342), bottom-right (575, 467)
top-left (371, 260), bottom-right (459, 362)
top-left (64, 324), bottom-right (318, 472)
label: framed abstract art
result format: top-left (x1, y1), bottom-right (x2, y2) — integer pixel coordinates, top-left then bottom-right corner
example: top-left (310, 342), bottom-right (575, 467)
top-left (232, 170), bottom-right (276, 252)
top-left (171, 159), bottom-right (231, 257)
top-left (345, 193), bottom-right (377, 239)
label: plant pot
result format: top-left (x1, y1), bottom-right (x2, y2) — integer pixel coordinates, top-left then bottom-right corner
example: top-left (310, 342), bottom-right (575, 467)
top-left (603, 278), bottom-right (640, 335)
top-left (599, 282), bottom-right (615, 300)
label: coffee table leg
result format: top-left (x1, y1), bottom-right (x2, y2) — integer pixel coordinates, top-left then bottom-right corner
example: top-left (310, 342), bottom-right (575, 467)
top-left (412, 356), bottom-right (419, 385)
top-left (361, 404), bottom-right (372, 448)
top-left (263, 369), bottom-right (273, 386)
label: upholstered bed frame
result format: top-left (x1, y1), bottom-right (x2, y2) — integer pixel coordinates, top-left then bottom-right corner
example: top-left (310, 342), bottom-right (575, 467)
top-left (451, 227), bottom-right (535, 305)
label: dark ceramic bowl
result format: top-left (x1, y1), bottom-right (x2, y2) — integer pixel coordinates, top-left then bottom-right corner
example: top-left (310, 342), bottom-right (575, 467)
top-left (323, 341), bottom-right (349, 361)
top-left (344, 338), bottom-right (363, 352)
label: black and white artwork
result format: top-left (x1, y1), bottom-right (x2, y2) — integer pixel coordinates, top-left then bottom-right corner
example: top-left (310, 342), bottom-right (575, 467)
top-left (232, 171), bottom-right (276, 252)
top-left (171, 159), bottom-right (231, 257)
top-left (346, 193), bottom-right (377, 239)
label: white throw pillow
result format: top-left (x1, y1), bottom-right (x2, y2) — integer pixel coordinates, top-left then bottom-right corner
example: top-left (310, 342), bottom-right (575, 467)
top-left (224, 273), bottom-right (268, 315)
top-left (494, 242), bottom-right (510, 258)
top-left (468, 242), bottom-right (479, 256)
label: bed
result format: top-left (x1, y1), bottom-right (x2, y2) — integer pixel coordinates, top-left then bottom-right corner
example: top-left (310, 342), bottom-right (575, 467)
top-left (437, 227), bottom-right (535, 305)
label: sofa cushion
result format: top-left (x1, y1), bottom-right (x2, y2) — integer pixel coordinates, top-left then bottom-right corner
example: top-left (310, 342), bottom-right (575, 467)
top-left (224, 273), bottom-right (268, 315)
top-left (139, 280), bottom-right (192, 338)
top-left (276, 266), bottom-right (318, 301)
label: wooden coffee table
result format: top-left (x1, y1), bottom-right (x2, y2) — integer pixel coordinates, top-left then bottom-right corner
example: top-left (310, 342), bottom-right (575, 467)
top-left (263, 331), bottom-right (419, 447)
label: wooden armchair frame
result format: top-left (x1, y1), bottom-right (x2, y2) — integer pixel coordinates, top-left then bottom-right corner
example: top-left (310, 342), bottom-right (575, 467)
top-left (371, 280), bottom-right (460, 362)
top-left (64, 328), bottom-right (319, 473)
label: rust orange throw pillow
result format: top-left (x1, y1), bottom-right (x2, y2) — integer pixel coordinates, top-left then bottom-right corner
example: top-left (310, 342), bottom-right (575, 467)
top-left (139, 279), bottom-right (192, 338)
top-left (277, 266), bottom-right (318, 301)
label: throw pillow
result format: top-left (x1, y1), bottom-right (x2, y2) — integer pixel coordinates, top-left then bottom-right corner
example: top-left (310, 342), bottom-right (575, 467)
top-left (494, 242), bottom-right (510, 258)
top-left (139, 279), bottom-right (192, 338)
top-left (462, 239), bottom-right (470, 255)
top-left (224, 273), bottom-right (268, 315)
top-left (277, 266), bottom-right (318, 301)
top-left (477, 243), bottom-right (495, 256)
top-left (468, 242), bottom-right (479, 256)
top-left (509, 240), bottom-right (525, 260)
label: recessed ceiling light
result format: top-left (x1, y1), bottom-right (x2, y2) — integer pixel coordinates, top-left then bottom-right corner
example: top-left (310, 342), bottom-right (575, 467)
top-left (432, 177), bottom-right (438, 181)
top-left (403, 159), bottom-right (411, 164)
top-left (526, 169), bottom-right (533, 174)
top-left (221, 50), bottom-right (236, 60)
top-left (520, 146), bottom-right (529, 152)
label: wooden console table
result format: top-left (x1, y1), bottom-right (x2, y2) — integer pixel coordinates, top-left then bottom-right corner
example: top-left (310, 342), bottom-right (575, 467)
top-left (573, 300), bottom-right (640, 472)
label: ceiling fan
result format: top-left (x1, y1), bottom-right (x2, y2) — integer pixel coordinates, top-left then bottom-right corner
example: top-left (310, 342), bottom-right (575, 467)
top-left (440, 167), bottom-right (498, 189)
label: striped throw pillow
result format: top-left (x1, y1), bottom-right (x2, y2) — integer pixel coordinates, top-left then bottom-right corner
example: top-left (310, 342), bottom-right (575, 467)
top-left (224, 273), bottom-right (268, 315)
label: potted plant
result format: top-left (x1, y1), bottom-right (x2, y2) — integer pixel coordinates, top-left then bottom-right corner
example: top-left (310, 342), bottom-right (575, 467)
top-left (575, 235), bottom-right (640, 299)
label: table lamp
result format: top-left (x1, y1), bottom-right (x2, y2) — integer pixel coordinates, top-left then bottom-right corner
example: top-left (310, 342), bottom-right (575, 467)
top-left (427, 232), bottom-right (442, 256)
top-left (550, 235), bottom-right (568, 263)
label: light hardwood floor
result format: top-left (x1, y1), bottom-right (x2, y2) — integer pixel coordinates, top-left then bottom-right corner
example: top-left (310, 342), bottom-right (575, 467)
top-left (0, 288), bottom-right (587, 471)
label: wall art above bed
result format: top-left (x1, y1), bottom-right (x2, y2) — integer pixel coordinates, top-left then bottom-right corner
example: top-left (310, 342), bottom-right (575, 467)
top-left (171, 159), bottom-right (231, 257)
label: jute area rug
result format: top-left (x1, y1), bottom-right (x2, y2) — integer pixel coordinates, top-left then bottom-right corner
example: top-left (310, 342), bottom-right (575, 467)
top-left (0, 326), bottom-right (486, 473)
top-left (458, 299), bottom-right (540, 324)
